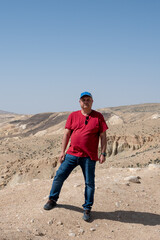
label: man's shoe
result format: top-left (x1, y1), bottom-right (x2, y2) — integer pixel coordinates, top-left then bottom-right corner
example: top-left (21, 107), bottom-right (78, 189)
top-left (44, 199), bottom-right (57, 210)
top-left (83, 210), bottom-right (91, 222)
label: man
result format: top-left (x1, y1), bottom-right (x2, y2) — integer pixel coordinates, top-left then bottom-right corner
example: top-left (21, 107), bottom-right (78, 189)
top-left (44, 92), bottom-right (108, 221)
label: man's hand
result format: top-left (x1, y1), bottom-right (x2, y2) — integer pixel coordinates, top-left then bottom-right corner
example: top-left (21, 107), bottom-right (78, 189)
top-left (99, 131), bottom-right (107, 164)
top-left (59, 152), bottom-right (65, 164)
top-left (99, 154), bottom-right (106, 164)
top-left (59, 129), bottom-right (71, 164)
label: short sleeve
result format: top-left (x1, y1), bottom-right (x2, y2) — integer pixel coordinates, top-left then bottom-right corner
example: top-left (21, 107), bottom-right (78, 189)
top-left (65, 113), bottom-right (72, 130)
top-left (99, 113), bottom-right (108, 133)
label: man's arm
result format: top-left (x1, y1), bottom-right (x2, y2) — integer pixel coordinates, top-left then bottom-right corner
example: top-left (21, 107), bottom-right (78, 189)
top-left (59, 129), bottom-right (71, 163)
top-left (99, 131), bottom-right (107, 164)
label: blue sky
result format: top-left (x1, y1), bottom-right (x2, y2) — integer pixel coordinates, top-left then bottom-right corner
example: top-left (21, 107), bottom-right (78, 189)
top-left (0, 0), bottom-right (160, 114)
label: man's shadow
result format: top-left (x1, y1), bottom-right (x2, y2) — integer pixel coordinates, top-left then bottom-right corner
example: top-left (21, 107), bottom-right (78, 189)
top-left (57, 204), bottom-right (160, 225)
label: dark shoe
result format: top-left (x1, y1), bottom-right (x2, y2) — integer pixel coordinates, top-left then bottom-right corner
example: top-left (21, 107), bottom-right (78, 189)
top-left (83, 210), bottom-right (91, 222)
top-left (44, 199), bottom-right (57, 210)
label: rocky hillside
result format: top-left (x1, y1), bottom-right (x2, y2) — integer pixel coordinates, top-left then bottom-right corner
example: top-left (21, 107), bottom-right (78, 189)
top-left (0, 103), bottom-right (160, 139)
top-left (0, 103), bottom-right (160, 189)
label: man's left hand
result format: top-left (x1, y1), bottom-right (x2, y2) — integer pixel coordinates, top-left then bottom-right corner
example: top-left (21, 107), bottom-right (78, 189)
top-left (99, 154), bottom-right (106, 164)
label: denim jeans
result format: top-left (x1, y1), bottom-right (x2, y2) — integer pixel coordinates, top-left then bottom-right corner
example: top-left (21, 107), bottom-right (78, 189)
top-left (49, 154), bottom-right (96, 210)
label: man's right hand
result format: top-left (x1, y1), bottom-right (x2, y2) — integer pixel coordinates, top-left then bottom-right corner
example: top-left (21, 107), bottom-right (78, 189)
top-left (59, 129), bottom-right (71, 164)
top-left (59, 152), bottom-right (66, 164)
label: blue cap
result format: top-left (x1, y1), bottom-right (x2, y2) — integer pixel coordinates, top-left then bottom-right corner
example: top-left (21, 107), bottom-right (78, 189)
top-left (80, 91), bottom-right (93, 99)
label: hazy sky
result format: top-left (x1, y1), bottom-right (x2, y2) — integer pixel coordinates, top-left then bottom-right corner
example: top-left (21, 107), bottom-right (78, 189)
top-left (0, 0), bottom-right (160, 114)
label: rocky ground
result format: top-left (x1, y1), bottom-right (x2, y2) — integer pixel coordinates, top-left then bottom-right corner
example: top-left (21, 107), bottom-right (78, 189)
top-left (0, 164), bottom-right (160, 240)
top-left (0, 103), bottom-right (160, 239)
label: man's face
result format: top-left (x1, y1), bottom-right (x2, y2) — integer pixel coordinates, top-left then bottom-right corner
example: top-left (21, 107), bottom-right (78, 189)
top-left (79, 96), bottom-right (93, 109)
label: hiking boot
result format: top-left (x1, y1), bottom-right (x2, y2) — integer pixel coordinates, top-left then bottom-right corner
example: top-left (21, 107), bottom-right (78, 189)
top-left (83, 210), bottom-right (91, 222)
top-left (44, 199), bottom-right (57, 210)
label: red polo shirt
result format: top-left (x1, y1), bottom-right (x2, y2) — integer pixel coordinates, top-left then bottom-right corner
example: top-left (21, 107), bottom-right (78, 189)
top-left (65, 110), bottom-right (108, 161)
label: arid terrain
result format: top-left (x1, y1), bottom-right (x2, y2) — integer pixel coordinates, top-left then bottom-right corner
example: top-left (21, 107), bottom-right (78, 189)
top-left (0, 103), bottom-right (160, 240)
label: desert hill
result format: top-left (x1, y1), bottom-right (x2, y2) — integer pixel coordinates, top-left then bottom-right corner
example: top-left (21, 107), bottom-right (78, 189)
top-left (0, 103), bottom-right (160, 240)
top-left (0, 103), bottom-right (160, 189)
top-left (0, 111), bottom-right (18, 128)
top-left (1, 103), bottom-right (160, 138)
top-left (0, 110), bottom-right (16, 114)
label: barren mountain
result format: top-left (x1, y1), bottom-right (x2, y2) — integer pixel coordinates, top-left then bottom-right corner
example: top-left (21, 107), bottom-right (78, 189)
top-left (0, 103), bottom-right (160, 239)
top-left (0, 103), bottom-right (160, 189)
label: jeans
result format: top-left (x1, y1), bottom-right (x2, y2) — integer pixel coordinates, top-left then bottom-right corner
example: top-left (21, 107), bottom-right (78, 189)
top-left (49, 154), bottom-right (96, 210)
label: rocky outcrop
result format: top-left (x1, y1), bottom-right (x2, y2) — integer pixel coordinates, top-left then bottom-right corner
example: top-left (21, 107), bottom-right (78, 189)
top-left (108, 115), bottom-right (124, 125)
top-left (151, 114), bottom-right (160, 119)
top-left (106, 135), bottom-right (155, 156)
